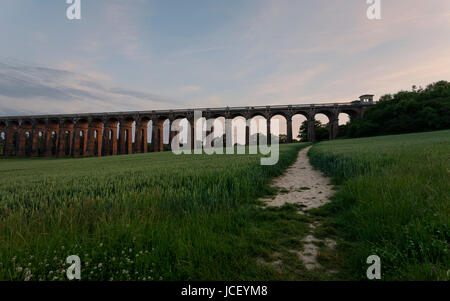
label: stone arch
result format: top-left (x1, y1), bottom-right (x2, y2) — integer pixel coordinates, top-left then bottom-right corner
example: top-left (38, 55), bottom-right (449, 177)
top-left (8, 120), bottom-right (19, 129)
top-left (230, 112), bottom-right (246, 119)
top-left (152, 116), bottom-right (169, 152)
top-left (46, 119), bottom-right (60, 156)
top-left (292, 110), bottom-right (310, 120)
top-left (318, 109), bottom-right (342, 140)
top-left (104, 117), bottom-right (119, 156)
top-left (88, 118), bottom-right (104, 157)
top-left (59, 120), bottom-right (75, 157)
top-left (315, 109), bottom-right (334, 120)
top-left (249, 114), bottom-right (267, 146)
top-left (15, 120), bottom-right (32, 156)
top-left (338, 112), bottom-right (351, 125)
top-left (209, 116), bottom-right (225, 147)
top-left (18, 120), bottom-right (33, 156)
top-left (292, 113), bottom-right (308, 141)
top-left (247, 111), bottom-right (265, 119)
top-left (147, 119), bottom-right (153, 152)
top-left (230, 115), bottom-right (246, 147)
top-left (334, 112), bottom-right (352, 139)
top-left (36, 130), bottom-right (45, 155)
top-left (135, 116), bottom-right (151, 154)
top-left (12, 132), bottom-right (19, 156)
top-left (170, 117), bottom-right (191, 149)
top-left (195, 116), bottom-right (215, 148)
top-left (269, 114), bottom-right (287, 144)
top-left (210, 113), bottom-right (226, 119)
top-left (105, 117), bottom-right (119, 127)
top-left (119, 116), bottom-right (135, 155)
top-left (6, 120), bottom-right (19, 156)
top-left (50, 131), bottom-right (58, 155)
top-left (131, 120), bottom-right (137, 153)
top-left (196, 116), bottom-right (208, 147)
top-left (340, 108), bottom-right (359, 121)
top-left (74, 119), bottom-right (89, 157)
top-left (0, 121), bottom-right (6, 156)
top-left (63, 130), bottom-right (72, 156)
top-left (313, 112), bottom-right (331, 141)
top-left (21, 120), bottom-right (33, 127)
top-left (32, 120), bottom-right (46, 156)
top-left (22, 121), bottom-right (33, 149)
top-left (270, 111), bottom-right (288, 119)
top-left (199, 113), bottom-right (226, 148)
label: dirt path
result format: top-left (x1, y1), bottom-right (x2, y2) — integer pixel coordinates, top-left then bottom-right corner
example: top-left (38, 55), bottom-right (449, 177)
top-left (261, 146), bottom-right (336, 271)
top-left (262, 146), bottom-right (333, 211)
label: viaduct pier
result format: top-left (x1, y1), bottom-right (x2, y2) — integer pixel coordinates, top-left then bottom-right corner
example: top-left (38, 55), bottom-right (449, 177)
top-left (0, 95), bottom-right (374, 158)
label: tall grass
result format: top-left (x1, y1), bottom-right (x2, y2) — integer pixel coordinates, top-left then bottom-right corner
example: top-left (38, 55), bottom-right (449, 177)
top-left (309, 130), bottom-right (450, 280)
top-left (0, 143), bottom-right (310, 281)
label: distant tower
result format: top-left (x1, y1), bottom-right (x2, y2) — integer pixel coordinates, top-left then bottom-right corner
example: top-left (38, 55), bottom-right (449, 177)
top-left (359, 94), bottom-right (374, 104)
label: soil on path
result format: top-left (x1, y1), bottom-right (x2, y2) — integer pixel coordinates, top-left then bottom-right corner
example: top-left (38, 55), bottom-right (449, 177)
top-left (260, 146), bottom-right (336, 271)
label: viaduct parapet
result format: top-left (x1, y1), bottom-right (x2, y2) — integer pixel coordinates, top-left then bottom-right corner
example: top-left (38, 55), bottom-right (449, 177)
top-left (0, 95), bottom-right (374, 158)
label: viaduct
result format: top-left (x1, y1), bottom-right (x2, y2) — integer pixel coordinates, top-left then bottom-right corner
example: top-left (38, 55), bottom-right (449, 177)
top-left (0, 95), bottom-right (374, 158)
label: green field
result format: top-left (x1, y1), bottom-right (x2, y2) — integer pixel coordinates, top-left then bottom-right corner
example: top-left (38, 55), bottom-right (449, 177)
top-left (308, 130), bottom-right (450, 280)
top-left (1, 130), bottom-right (449, 281)
top-left (0, 143), bottom-right (319, 281)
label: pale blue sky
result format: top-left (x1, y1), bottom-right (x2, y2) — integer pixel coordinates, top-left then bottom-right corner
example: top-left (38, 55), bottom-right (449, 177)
top-left (0, 0), bottom-right (449, 116)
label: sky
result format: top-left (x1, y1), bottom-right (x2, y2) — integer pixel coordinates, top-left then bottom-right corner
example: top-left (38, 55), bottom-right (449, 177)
top-left (0, 0), bottom-right (449, 135)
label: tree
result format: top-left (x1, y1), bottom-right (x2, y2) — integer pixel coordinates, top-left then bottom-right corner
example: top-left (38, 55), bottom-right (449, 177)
top-left (340, 80), bottom-right (450, 138)
top-left (298, 120), bottom-right (329, 142)
top-left (278, 134), bottom-right (288, 143)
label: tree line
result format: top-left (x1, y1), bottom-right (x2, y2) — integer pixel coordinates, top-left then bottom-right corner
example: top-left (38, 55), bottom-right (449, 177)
top-left (299, 80), bottom-right (450, 141)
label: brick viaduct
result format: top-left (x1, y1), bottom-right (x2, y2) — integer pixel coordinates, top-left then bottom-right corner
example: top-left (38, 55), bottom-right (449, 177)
top-left (0, 95), bottom-right (373, 158)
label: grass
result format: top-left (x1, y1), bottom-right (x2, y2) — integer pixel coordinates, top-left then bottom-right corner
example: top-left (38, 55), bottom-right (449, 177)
top-left (3, 130), bottom-right (446, 281)
top-left (308, 130), bottom-right (450, 280)
top-left (0, 143), bottom-right (319, 281)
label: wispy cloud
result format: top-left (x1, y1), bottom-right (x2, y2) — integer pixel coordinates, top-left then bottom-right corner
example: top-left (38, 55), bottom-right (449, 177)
top-left (0, 59), bottom-right (180, 116)
top-left (178, 86), bottom-right (202, 93)
top-left (0, 0), bottom-right (449, 115)
top-left (253, 65), bottom-right (330, 100)
top-left (76, 0), bottom-right (152, 63)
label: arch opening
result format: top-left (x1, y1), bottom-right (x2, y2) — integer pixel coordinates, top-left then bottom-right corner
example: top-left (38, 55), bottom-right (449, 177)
top-left (125, 129), bottom-right (130, 154)
top-left (337, 112), bottom-right (351, 138)
top-left (12, 132), bottom-right (18, 156)
top-left (131, 121), bottom-right (136, 153)
top-left (108, 129), bottom-right (114, 155)
top-left (231, 116), bottom-right (246, 147)
top-left (0, 131), bottom-right (6, 156)
top-left (270, 114), bottom-right (287, 143)
top-left (79, 130), bottom-right (85, 156)
top-left (211, 117), bottom-right (225, 147)
top-left (51, 131), bottom-right (58, 156)
top-left (314, 113), bottom-right (330, 141)
top-left (170, 118), bottom-right (189, 149)
top-left (249, 115), bottom-right (267, 145)
top-left (150, 117), bottom-right (169, 152)
top-left (64, 130), bottom-right (71, 156)
top-left (93, 130), bottom-right (99, 156)
top-left (25, 131), bottom-right (32, 156)
top-left (292, 113), bottom-right (308, 141)
top-left (147, 120), bottom-right (153, 152)
top-left (37, 131), bottom-right (44, 156)
top-left (89, 119), bottom-right (103, 157)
